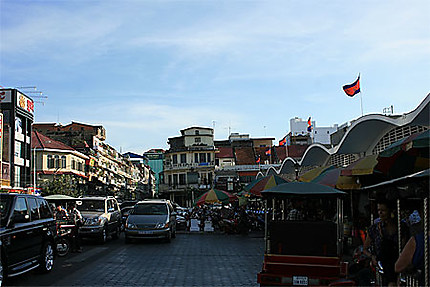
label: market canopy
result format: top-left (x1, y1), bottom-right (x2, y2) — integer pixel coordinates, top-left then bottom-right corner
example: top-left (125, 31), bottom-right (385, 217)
top-left (375, 130), bottom-right (430, 178)
top-left (299, 165), bottom-right (360, 190)
top-left (194, 189), bottom-right (236, 206)
top-left (341, 154), bottom-right (378, 176)
top-left (244, 175), bottom-right (289, 197)
top-left (262, 182), bottom-right (346, 196)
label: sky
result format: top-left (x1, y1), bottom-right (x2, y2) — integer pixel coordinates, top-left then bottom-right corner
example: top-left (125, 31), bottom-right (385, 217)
top-left (1, 0), bottom-right (429, 154)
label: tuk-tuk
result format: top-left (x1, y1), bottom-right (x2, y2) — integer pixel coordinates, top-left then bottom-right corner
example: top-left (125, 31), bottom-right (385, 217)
top-left (257, 182), bottom-right (353, 286)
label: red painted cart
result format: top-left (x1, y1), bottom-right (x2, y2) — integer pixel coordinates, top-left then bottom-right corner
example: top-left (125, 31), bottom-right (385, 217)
top-left (257, 182), bottom-right (354, 286)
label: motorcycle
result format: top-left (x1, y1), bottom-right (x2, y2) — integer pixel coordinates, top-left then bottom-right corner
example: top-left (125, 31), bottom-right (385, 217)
top-left (55, 222), bottom-right (75, 257)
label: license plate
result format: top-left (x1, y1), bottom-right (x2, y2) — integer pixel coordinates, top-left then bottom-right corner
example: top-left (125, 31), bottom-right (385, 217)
top-left (293, 276), bottom-right (308, 286)
top-left (138, 230), bottom-right (153, 235)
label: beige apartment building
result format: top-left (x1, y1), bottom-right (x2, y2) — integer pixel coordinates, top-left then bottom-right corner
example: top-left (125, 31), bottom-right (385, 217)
top-left (162, 127), bottom-right (215, 206)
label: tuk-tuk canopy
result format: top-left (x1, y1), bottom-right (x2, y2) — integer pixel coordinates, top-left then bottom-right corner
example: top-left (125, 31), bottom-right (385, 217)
top-left (44, 194), bottom-right (77, 200)
top-left (262, 182), bottom-right (346, 196)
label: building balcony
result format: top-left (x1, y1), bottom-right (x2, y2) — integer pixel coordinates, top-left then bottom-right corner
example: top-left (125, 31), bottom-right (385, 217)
top-left (164, 162), bottom-right (215, 171)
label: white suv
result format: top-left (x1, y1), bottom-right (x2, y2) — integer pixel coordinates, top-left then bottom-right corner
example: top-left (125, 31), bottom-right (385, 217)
top-left (77, 196), bottom-right (122, 243)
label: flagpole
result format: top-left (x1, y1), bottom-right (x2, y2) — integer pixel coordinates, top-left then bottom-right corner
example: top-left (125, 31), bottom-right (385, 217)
top-left (359, 73), bottom-right (363, 116)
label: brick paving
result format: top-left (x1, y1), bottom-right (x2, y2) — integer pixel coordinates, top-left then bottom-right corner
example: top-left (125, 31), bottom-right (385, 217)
top-left (55, 233), bottom-right (264, 286)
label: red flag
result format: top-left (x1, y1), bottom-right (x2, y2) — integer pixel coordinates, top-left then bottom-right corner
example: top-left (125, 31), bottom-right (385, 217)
top-left (279, 137), bottom-right (287, 146)
top-left (343, 75), bottom-right (360, 97)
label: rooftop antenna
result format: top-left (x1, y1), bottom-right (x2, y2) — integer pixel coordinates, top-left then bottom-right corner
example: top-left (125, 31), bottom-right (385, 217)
top-left (16, 86), bottom-right (48, 105)
top-left (382, 105), bottom-right (394, 115)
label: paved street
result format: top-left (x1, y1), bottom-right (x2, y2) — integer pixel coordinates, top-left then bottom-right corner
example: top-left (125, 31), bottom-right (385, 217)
top-left (6, 232), bottom-right (264, 286)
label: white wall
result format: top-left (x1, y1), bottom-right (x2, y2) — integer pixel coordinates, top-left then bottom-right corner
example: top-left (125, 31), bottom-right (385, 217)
top-left (289, 117), bottom-right (338, 145)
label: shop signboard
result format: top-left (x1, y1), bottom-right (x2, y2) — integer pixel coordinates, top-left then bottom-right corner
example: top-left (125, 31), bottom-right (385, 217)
top-left (0, 90), bottom-right (12, 103)
top-left (0, 113), bottom-right (2, 185)
top-left (16, 91), bottom-right (34, 115)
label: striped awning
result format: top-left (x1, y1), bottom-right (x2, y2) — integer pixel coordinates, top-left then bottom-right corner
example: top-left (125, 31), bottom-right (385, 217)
top-left (341, 154), bottom-right (378, 176)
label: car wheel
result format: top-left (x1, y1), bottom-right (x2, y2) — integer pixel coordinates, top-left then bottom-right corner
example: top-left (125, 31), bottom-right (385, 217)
top-left (112, 226), bottom-right (121, 240)
top-left (38, 242), bottom-right (54, 273)
top-left (99, 226), bottom-right (108, 244)
top-left (56, 238), bottom-right (70, 257)
top-left (165, 230), bottom-right (172, 243)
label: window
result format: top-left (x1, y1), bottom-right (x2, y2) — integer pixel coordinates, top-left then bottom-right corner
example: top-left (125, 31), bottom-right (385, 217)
top-left (54, 155), bottom-right (60, 168)
top-left (207, 153), bottom-right (211, 162)
top-left (195, 130), bottom-right (200, 135)
top-left (173, 174), bottom-right (179, 186)
top-left (195, 137), bottom-right (201, 143)
top-left (179, 174), bottom-right (186, 185)
top-left (172, 154), bottom-right (178, 164)
top-left (168, 175), bottom-right (172, 186)
top-left (28, 198), bottom-right (40, 220)
top-left (107, 200), bottom-right (113, 211)
top-left (194, 153), bottom-right (199, 163)
top-left (180, 154), bottom-right (186, 163)
top-left (47, 155), bottom-right (54, 168)
top-left (112, 200), bottom-right (118, 210)
top-left (199, 153), bottom-right (206, 163)
top-left (37, 198), bottom-right (52, 219)
top-left (61, 156), bottom-right (66, 168)
top-left (78, 162), bottom-right (83, 171)
top-left (13, 197), bottom-right (29, 223)
top-left (71, 159), bottom-right (76, 170)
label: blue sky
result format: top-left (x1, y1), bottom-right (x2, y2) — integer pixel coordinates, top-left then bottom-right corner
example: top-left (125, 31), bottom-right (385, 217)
top-left (1, 0), bottom-right (429, 154)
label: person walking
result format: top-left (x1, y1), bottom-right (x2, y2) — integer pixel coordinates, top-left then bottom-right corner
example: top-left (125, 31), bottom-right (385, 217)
top-left (363, 200), bottom-right (404, 286)
top-left (68, 202), bottom-right (83, 253)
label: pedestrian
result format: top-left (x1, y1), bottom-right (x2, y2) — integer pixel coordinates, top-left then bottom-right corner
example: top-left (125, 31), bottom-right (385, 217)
top-left (286, 199), bottom-right (304, 221)
top-left (55, 204), bottom-right (69, 220)
top-left (395, 229), bottom-right (429, 286)
top-left (363, 200), bottom-right (405, 286)
top-left (68, 202), bottom-right (83, 253)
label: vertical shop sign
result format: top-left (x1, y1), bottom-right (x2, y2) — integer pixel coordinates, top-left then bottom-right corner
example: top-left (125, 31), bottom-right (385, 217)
top-left (0, 113), bottom-right (2, 186)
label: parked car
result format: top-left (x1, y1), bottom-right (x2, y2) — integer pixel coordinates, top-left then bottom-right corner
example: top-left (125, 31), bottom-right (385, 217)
top-left (0, 193), bottom-right (57, 284)
top-left (120, 206), bottom-right (134, 231)
top-left (124, 199), bottom-right (176, 243)
top-left (176, 214), bottom-right (187, 230)
top-left (76, 196), bottom-right (122, 243)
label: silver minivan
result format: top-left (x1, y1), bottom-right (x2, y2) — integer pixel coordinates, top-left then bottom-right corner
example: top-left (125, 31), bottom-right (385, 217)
top-left (124, 199), bottom-right (176, 243)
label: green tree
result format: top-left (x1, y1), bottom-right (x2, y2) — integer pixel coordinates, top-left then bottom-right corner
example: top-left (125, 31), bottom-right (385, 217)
top-left (40, 174), bottom-right (81, 197)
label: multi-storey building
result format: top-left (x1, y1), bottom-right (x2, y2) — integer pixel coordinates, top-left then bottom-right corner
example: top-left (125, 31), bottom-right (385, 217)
top-left (143, 149), bottom-right (164, 197)
top-left (123, 152), bottom-right (156, 199)
top-left (33, 122), bottom-right (152, 198)
top-left (0, 88), bottom-right (35, 190)
top-left (32, 131), bottom-right (88, 193)
top-left (162, 127), bottom-right (215, 206)
top-left (214, 133), bottom-right (277, 191)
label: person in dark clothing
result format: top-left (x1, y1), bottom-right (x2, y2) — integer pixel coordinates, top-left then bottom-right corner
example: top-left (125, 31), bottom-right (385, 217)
top-left (363, 201), bottom-right (400, 286)
top-left (395, 230), bottom-right (430, 286)
top-left (68, 203), bottom-right (83, 253)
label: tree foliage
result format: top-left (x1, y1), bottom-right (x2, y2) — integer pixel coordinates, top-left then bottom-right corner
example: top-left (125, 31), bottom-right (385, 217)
top-left (40, 174), bottom-right (81, 197)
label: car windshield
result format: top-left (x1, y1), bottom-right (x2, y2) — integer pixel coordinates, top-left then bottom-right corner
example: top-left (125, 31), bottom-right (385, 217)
top-left (134, 203), bottom-right (167, 215)
top-left (78, 200), bottom-right (105, 212)
top-left (0, 195), bottom-right (13, 226)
